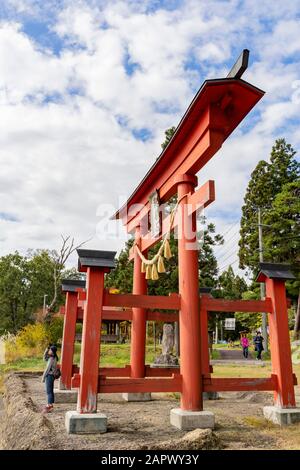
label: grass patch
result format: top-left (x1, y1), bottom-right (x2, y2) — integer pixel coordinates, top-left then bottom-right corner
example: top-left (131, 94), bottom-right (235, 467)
top-left (212, 364), bottom-right (271, 378)
top-left (211, 349), bottom-right (221, 360)
top-left (0, 356), bottom-right (45, 373)
top-left (0, 343), bottom-right (162, 373)
top-left (243, 416), bottom-right (276, 430)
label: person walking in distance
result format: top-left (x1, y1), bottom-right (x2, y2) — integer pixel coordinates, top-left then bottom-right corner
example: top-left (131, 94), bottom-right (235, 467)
top-left (240, 333), bottom-right (249, 359)
top-left (253, 331), bottom-right (264, 360)
top-left (42, 345), bottom-right (59, 413)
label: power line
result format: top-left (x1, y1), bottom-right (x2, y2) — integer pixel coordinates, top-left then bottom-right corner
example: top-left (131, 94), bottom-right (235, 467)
top-left (218, 220), bottom-right (240, 240)
top-left (215, 231), bottom-right (240, 258)
top-left (219, 258), bottom-right (239, 272)
top-left (217, 248), bottom-right (239, 265)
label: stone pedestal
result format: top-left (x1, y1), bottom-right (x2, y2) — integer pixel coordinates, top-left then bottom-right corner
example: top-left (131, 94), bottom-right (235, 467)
top-left (122, 393), bottom-right (152, 402)
top-left (170, 408), bottom-right (215, 430)
top-left (65, 411), bottom-right (107, 434)
top-left (203, 391), bottom-right (219, 400)
top-left (263, 406), bottom-right (300, 426)
top-left (54, 388), bottom-right (78, 404)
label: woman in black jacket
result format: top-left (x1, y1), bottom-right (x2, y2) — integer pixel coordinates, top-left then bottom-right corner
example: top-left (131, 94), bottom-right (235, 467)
top-left (42, 345), bottom-right (58, 413)
top-left (253, 331), bottom-right (264, 360)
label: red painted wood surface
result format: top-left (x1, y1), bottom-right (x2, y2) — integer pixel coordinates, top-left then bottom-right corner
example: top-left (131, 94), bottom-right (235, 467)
top-left (147, 311), bottom-right (179, 322)
top-left (63, 297), bottom-right (274, 323)
top-left (77, 267), bottom-right (105, 413)
top-left (203, 376), bottom-right (277, 392)
top-left (202, 297), bottom-right (273, 313)
top-left (145, 366), bottom-right (180, 377)
top-left (177, 180), bottom-right (202, 411)
top-left (103, 291), bottom-right (180, 310)
top-left (266, 278), bottom-right (296, 408)
top-left (128, 180), bottom-right (215, 257)
top-left (60, 291), bottom-right (78, 390)
top-left (72, 366), bottom-right (181, 388)
top-left (115, 80), bottom-right (264, 231)
top-left (98, 375), bottom-right (182, 393)
top-left (130, 227), bottom-right (147, 379)
top-left (72, 364), bottom-right (79, 374)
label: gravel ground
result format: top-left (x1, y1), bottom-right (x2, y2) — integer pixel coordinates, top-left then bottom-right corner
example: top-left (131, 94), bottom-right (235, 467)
top-left (1, 373), bottom-right (300, 450)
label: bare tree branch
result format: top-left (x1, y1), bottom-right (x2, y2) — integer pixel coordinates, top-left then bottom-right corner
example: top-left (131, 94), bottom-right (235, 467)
top-left (45, 235), bottom-right (91, 321)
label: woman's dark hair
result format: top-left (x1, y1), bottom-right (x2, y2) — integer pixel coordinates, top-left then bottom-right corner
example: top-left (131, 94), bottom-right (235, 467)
top-left (50, 345), bottom-right (58, 360)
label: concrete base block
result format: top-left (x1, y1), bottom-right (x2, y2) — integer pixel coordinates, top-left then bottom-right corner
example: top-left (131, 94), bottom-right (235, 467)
top-left (54, 388), bottom-right (78, 403)
top-left (122, 392), bottom-right (152, 402)
top-left (263, 406), bottom-right (300, 426)
top-left (170, 408), bottom-right (215, 430)
top-left (65, 411), bottom-right (107, 434)
top-left (203, 392), bottom-right (219, 400)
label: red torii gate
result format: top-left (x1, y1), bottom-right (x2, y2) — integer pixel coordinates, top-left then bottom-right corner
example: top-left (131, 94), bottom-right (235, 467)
top-left (63, 52), bottom-right (300, 433)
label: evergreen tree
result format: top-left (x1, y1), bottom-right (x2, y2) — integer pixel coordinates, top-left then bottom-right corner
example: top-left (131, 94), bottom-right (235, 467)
top-left (239, 139), bottom-right (299, 272)
top-left (238, 138), bottom-right (300, 337)
top-left (264, 181), bottom-right (300, 338)
top-left (214, 266), bottom-right (248, 300)
top-left (161, 126), bottom-right (176, 150)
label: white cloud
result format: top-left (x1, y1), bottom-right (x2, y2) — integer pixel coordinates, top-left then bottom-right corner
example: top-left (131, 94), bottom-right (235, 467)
top-left (0, 0), bottom-right (299, 277)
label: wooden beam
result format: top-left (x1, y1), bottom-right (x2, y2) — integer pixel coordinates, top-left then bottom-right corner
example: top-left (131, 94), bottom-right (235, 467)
top-left (75, 299), bottom-right (273, 323)
top-left (202, 297), bottom-right (273, 313)
top-left (203, 375), bottom-right (278, 392)
top-left (147, 311), bottom-right (179, 322)
top-left (128, 180), bottom-right (215, 258)
top-left (103, 291), bottom-right (180, 310)
top-left (98, 375), bottom-right (182, 393)
top-left (102, 309), bottom-right (133, 321)
top-left (145, 366), bottom-right (180, 377)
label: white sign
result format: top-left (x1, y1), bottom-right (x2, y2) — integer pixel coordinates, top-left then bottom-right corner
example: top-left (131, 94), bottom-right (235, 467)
top-left (225, 318), bottom-right (236, 330)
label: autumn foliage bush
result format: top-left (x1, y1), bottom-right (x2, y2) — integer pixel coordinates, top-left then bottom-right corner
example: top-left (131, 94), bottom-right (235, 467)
top-left (4, 318), bottom-right (64, 363)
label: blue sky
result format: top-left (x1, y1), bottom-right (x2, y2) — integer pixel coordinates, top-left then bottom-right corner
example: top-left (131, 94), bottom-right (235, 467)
top-left (0, 0), bottom-right (299, 275)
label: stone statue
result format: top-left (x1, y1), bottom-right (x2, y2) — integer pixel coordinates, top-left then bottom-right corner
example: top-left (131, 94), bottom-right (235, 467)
top-left (154, 323), bottom-right (178, 366)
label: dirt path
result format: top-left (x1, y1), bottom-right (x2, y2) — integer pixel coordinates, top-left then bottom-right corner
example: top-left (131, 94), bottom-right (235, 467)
top-left (20, 375), bottom-right (297, 450)
top-left (1, 373), bottom-right (299, 450)
top-left (218, 348), bottom-right (253, 360)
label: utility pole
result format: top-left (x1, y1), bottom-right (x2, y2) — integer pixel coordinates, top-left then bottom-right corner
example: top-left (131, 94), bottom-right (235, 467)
top-left (258, 208), bottom-right (268, 351)
top-left (215, 315), bottom-right (219, 344)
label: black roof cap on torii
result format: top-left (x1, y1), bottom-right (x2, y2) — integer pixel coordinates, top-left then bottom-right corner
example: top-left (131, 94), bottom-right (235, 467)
top-left (77, 249), bottom-right (116, 272)
top-left (61, 278), bottom-right (86, 292)
top-left (256, 262), bottom-right (295, 282)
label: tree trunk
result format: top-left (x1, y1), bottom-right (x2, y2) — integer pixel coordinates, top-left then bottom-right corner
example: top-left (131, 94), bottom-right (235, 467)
top-left (293, 290), bottom-right (300, 340)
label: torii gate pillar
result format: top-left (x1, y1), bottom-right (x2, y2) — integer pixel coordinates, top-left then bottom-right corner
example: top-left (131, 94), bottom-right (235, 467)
top-left (257, 263), bottom-right (300, 426)
top-left (59, 279), bottom-right (85, 391)
top-left (170, 175), bottom-right (214, 430)
top-left (66, 250), bottom-right (116, 434)
top-left (123, 226), bottom-right (151, 401)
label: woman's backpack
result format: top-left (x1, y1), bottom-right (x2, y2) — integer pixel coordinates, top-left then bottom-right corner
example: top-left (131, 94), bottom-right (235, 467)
top-left (53, 367), bottom-right (61, 380)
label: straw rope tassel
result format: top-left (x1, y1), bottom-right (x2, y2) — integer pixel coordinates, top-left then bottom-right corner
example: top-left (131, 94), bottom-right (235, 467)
top-left (151, 263), bottom-right (159, 280)
top-left (163, 238), bottom-right (172, 259)
top-left (157, 255), bottom-right (165, 273)
top-left (145, 264), bottom-right (152, 279)
top-left (134, 193), bottom-right (188, 279)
